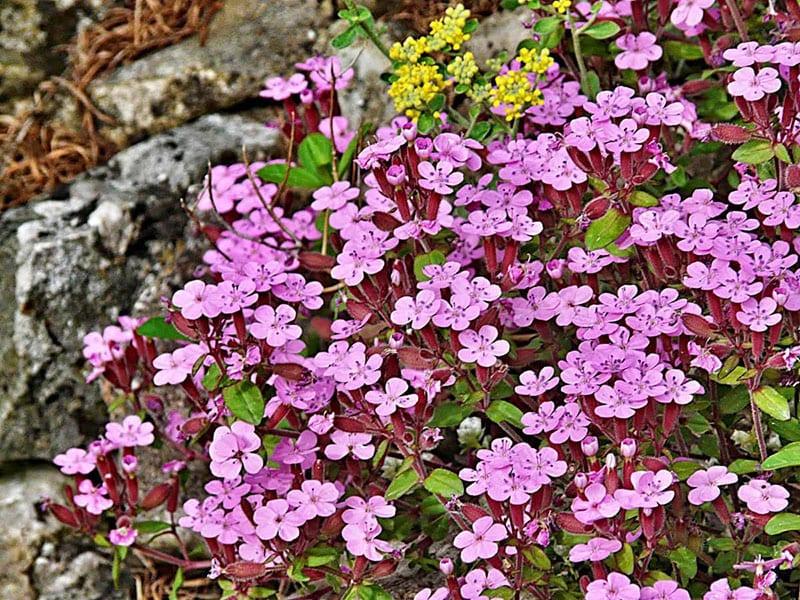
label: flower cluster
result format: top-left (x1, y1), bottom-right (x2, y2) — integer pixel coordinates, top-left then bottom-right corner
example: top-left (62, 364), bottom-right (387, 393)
top-left (45, 2), bottom-right (800, 599)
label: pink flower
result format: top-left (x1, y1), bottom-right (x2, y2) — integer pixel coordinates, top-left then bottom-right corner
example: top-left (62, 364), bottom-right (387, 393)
top-left (614, 470), bottom-right (675, 510)
top-left (105, 415), bottom-right (154, 448)
top-left (736, 297), bottom-right (781, 332)
top-left (172, 280), bottom-right (222, 319)
top-left (287, 479), bottom-right (340, 520)
top-left (572, 482), bottom-right (621, 524)
top-left (341, 521), bottom-right (393, 560)
top-left (73, 480), bottom-right (113, 515)
top-left (670, 0), bottom-right (714, 28)
top-left (365, 377), bottom-right (418, 416)
top-left (655, 369), bottom-right (704, 405)
top-left (153, 345), bottom-right (204, 386)
top-left (260, 73), bottom-right (307, 100)
top-left (414, 588), bottom-right (449, 600)
top-left (727, 67), bottom-right (781, 101)
top-left (460, 568), bottom-right (508, 599)
top-left (585, 572), bottom-right (641, 600)
top-left (204, 477), bottom-right (251, 510)
top-left (391, 290), bottom-right (441, 330)
top-left (453, 516), bottom-right (507, 562)
top-left (342, 495), bottom-right (395, 527)
top-left (687, 466), bottom-right (738, 505)
top-left (109, 525), bottom-right (138, 546)
top-left (311, 181), bottom-right (359, 212)
top-left (641, 580), bottom-right (690, 600)
top-left (254, 498), bottom-right (305, 541)
top-left (737, 479), bottom-right (790, 514)
top-left (615, 32), bottom-right (662, 70)
top-left (515, 367), bottom-right (559, 396)
top-left (324, 430), bottom-right (375, 460)
top-left (208, 421), bottom-right (264, 479)
top-left (458, 325), bottom-right (510, 368)
top-left (569, 537), bottom-right (622, 562)
top-left (54, 447), bottom-right (96, 475)
top-left (418, 161), bottom-right (464, 195)
top-left (703, 579), bottom-right (760, 600)
top-left (723, 42), bottom-right (776, 67)
top-left (250, 304), bottom-right (302, 347)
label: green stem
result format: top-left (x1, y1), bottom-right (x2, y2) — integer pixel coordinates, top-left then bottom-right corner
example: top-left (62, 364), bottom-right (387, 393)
top-left (358, 22), bottom-right (391, 60)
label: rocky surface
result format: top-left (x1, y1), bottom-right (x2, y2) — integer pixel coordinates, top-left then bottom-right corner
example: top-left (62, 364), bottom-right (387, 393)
top-left (0, 113), bottom-right (279, 465)
top-left (89, 0), bottom-right (328, 147)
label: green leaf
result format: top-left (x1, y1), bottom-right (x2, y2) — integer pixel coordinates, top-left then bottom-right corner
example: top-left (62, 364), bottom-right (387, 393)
top-left (762, 443), bottom-right (800, 470)
top-left (664, 41), bottom-right (705, 60)
top-left (582, 21), bottom-right (620, 39)
top-left (332, 25), bottom-right (360, 49)
top-left (765, 513), bottom-right (800, 535)
top-left (533, 16), bottom-right (560, 35)
top-left (306, 545), bottom-right (340, 567)
top-left (354, 584), bottom-right (392, 600)
top-left (257, 163), bottom-right (329, 189)
top-left (584, 71), bottom-right (601, 99)
top-left (727, 458), bottom-right (759, 475)
top-left (428, 93), bottom-right (446, 113)
top-left (668, 547), bottom-right (697, 582)
top-left (136, 520), bottom-right (172, 534)
top-left (428, 401), bottom-right (473, 427)
top-left (385, 467), bottom-right (419, 500)
top-left (417, 112), bottom-right (435, 135)
top-left (629, 190), bottom-right (659, 207)
top-left (615, 543), bottom-right (635, 575)
top-left (775, 143), bottom-right (792, 163)
top-left (720, 386), bottom-right (749, 415)
top-left (585, 208), bottom-right (631, 250)
top-left (486, 400), bottom-right (524, 428)
top-left (671, 461), bottom-right (702, 481)
top-left (468, 121), bottom-right (492, 141)
top-left (223, 380), bottom-right (265, 425)
top-left (202, 363), bottom-right (223, 391)
top-left (731, 140), bottom-right (775, 165)
top-left (522, 546), bottom-right (551, 570)
top-left (753, 386), bottom-right (791, 421)
top-left (169, 567), bottom-right (184, 600)
top-left (137, 317), bottom-right (189, 341)
top-left (424, 468), bottom-right (464, 498)
top-left (298, 133), bottom-right (333, 170)
top-left (414, 250), bottom-right (446, 281)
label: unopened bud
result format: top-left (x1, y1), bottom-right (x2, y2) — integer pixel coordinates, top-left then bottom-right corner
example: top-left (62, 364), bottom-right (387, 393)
top-left (581, 435), bottom-right (599, 457)
top-left (386, 164), bottom-right (407, 186)
top-left (415, 137), bottom-right (432, 159)
top-left (621, 438), bottom-right (637, 459)
top-left (574, 472), bottom-right (589, 490)
top-left (439, 557), bottom-right (454, 576)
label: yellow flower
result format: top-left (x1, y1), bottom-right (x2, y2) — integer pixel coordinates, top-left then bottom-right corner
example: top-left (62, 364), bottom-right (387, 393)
top-left (489, 69), bottom-right (544, 121)
top-left (517, 47), bottom-right (555, 75)
top-left (428, 3), bottom-right (471, 51)
top-left (388, 62), bottom-right (447, 119)
top-left (553, 0), bottom-right (571, 14)
top-left (447, 51), bottom-right (479, 84)
top-left (389, 36), bottom-right (430, 64)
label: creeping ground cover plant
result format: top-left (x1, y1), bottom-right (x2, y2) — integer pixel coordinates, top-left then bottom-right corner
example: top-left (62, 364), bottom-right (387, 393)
top-left (43, 0), bottom-right (800, 598)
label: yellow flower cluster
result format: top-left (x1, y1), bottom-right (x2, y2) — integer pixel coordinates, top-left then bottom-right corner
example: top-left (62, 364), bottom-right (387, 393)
top-left (389, 36), bottom-right (430, 63)
top-left (518, 47), bottom-right (555, 75)
top-left (488, 47), bottom-right (553, 121)
top-left (388, 62), bottom-right (446, 119)
top-left (446, 51), bottom-right (479, 84)
top-left (428, 4), bottom-right (472, 51)
top-left (553, 0), bottom-right (572, 14)
top-left (489, 70), bottom-right (543, 121)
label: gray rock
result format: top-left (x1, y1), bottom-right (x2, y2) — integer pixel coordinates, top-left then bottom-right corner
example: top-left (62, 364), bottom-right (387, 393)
top-left (0, 113), bottom-right (279, 463)
top-left (89, 0), bottom-right (329, 147)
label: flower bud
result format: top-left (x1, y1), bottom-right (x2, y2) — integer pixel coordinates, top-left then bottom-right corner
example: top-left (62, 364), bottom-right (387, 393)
top-left (299, 89), bottom-right (314, 105)
top-left (415, 137), bottom-right (432, 159)
top-left (388, 332), bottom-right (404, 350)
top-left (546, 259), bottom-right (565, 279)
top-left (439, 557), bottom-right (454, 576)
top-left (573, 472), bottom-right (588, 490)
top-left (457, 417), bottom-right (484, 448)
top-left (386, 164), bottom-right (407, 186)
top-left (581, 435), bottom-right (599, 457)
top-left (605, 453), bottom-right (617, 470)
top-left (121, 455), bottom-right (138, 474)
top-left (620, 438), bottom-right (637, 459)
top-left (402, 121), bottom-right (417, 141)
